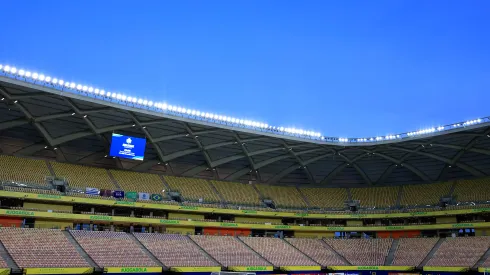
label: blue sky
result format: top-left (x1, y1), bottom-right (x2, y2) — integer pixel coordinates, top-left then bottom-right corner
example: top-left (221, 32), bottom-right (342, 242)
top-left (1, 0), bottom-right (489, 138)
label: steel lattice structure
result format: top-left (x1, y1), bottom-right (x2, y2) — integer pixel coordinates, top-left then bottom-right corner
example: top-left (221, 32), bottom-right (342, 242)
top-left (0, 76), bottom-right (489, 186)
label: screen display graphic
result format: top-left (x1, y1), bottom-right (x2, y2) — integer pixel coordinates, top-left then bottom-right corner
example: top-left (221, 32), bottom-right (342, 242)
top-left (109, 133), bottom-right (146, 161)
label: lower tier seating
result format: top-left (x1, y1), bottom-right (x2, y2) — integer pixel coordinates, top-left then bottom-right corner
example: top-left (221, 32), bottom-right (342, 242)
top-left (239, 237), bottom-right (318, 266)
top-left (286, 238), bottom-right (346, 266)
top-left (134, 233), bottom-right (218, 267)
top-left (392, 238), bottom-right (439, 266)
top-left (426, 237), bottom-right (490, 267)
top-left (191, 235), bottom-right (270, 267)
top-left (324, 238), bottom-right (392, 266)
top-left (70, 230), bottom-right (157, 267)
top-left (0, 228), bottom-right (88, 268)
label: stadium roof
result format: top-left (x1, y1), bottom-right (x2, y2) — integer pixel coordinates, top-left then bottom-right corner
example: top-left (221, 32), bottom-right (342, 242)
top-left (0, 70), bottom-right (489, 187)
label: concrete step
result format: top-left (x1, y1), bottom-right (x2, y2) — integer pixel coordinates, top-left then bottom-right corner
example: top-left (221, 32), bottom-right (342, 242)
top-left (63, 231), bottom-right (101, 272)
top-left (385, 239), bottom-right (399, 266)
top-left (418, 238), bottom-right (445, 268)
top-left (0, 240), bottom-right (21, 273)
top-left (128, 233), bottom-right (167, 270)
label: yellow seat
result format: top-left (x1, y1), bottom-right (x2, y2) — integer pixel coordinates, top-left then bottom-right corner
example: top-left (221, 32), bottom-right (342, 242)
top-left (256, 184), bottom-right (307, 208)
top-left (164, 176), bottom-right (220, 203)
top-left (453, 177), bottom-right (490, 203)
top-left (350, 186), bottom-right (398, 208)
top-left (110, 170), bottom-right (166, 194)
top-left (300, 187), bottom-right (348, 208)
top-left (0, 155), bottom-right (50, 186)
top-left (400, 181), bottom-right (452, 206)
top-left (51, 162), bottom-right (115, 190)
top-left (211, 180), bottom-right (261, 205)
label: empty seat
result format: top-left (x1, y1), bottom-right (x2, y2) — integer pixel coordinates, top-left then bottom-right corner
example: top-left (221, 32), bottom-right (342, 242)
top-left (350, 186), bottom-right (398, 208)
top-left (300, 188), bottom-right (348, 209)
top-left (0, 155), bottom-right (50, 186)
top-left (211, 181), bottom-right (261, 206)
top-left (401, 182), bottom-right (452, 206)
top-left (134, 233), bottom-right (218, 267)
top-left (164, 176), bottom-right (220, 203)
top-left (0, 228), bottom-right (89, 268)
top-left (191, 235), bottom-right (270, 267)
top-left (240, 237), bottom-right (317, 266)
top-left (51, 162), bottom-right (116, 190)
top-left (110, 170), bottom-right (166, 195)
top-left (255, 185), bottom-right (307, 208)
top-left (70, 230), bottom-right (157, 267)
top-left (286, 238), bottom-right (346, 266)
top-left (453, 178), bottom-right (490, 203)
top-left (324, 238), bottom-right (392, 266)
top-left (392, 238), bottom-right (439, 266)
top-left (426, 237), bottom-right (490, 267)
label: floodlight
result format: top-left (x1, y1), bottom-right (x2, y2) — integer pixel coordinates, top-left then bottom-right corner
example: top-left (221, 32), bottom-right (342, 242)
top-left (3, 66), bottom-right (10, 72)
top-left (38, 75), bottom-right (45, 81)
top-left (58, 79), bottom-right (64, 85)
top-left (45, 76), bottom-right (51, 82)
top-left (25, 71), bottom-right (32, 78)
top-left (32, 73), bottom-right (39, 79)
top-left (18, 70), bottom-right (25, 76)
top-left (10, 67), bottom-right (17, 74)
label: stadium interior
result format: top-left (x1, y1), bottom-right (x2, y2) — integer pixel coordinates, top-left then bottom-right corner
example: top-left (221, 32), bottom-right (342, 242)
top-left (0, 71), bottom-right (490, 275)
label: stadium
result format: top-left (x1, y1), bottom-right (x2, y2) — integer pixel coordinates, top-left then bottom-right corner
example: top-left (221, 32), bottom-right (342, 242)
top-left (0, 64), bottom-right (489, 275)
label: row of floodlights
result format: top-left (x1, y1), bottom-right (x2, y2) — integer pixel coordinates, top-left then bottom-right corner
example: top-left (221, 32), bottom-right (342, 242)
top-left (0, 64), bottom-right (487, 143)
top-left (0, 64), bottom-right (322, 138)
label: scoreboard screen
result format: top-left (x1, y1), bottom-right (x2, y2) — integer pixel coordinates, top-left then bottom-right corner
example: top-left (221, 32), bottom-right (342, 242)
top-left (109, 133), bottom-right (146, 161)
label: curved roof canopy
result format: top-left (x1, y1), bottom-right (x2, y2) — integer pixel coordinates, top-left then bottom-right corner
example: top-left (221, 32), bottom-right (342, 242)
top-left (0, 75), bottom-right (489, 187)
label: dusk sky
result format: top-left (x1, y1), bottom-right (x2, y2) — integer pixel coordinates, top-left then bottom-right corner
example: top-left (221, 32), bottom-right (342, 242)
top-left (1, 0), bottom-right (489, 138)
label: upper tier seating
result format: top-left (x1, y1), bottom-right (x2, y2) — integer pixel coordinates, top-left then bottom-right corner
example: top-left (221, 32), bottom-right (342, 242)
top-left (110, 170), bottom-right (166, 195)
top-left (51, 162), bottom-right (115, 190)
top-left (0, 228), bottom-right (88, 268)
top-left (211, 180), bottom-right (261, 205)
top-left (324, 238), bottom-right (392, 266)
top-left (400, 181), bottom-right (452, 206)
top-left (191, 235), bottom-right (270, 267)
top-left (0, 155), bottom-right (50, 186)
top-left (426, 237), bottom-right (490, 267)
top-left (164, 176), bottom-right (220, 203)
top-left (453, 178), bottom-right (490, 203)
top-left (286, 238), bottom-right (346, 266)
top-left (300, 187), bottom-right (348, 209)
top-left (70, 231), bottom-right (157, 267)
top-left (134, 233), bottom-right (217, 267)
top-left (350, 186), bottom-right (398, 208)
top-left (392, 238), bottom-right (439, 266)
top-left (239, 237), bottom-right (318, 266)
top-left (255, 185), bottom-right (307, 208)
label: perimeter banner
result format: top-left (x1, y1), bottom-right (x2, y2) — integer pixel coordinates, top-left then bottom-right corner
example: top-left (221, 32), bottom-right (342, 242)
top-left (104, 267), bottom-right (162, 273)
top-left (24, 267), bottom-right (93, 274)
